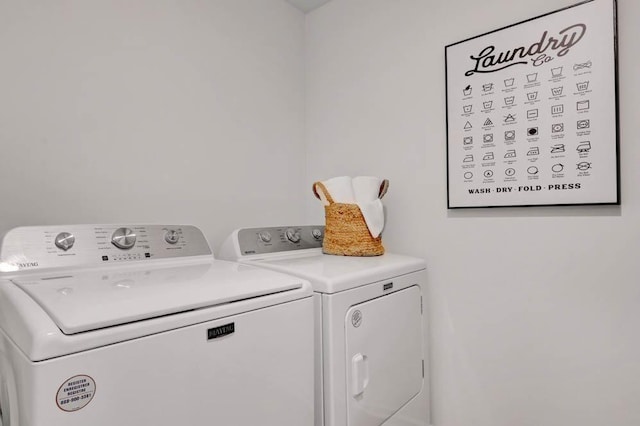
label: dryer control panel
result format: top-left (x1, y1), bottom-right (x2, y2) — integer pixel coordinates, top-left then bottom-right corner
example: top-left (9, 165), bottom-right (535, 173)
top-left (236, 226), bottom-right (324, 256)
top-left (0, 224), bottom-right (212, 273)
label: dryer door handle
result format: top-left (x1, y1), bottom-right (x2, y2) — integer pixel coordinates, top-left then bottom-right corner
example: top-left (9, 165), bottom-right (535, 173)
top-left (351, 353), bottom-right (369, 397)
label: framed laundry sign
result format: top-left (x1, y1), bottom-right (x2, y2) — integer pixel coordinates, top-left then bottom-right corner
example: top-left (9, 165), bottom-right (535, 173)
top-left (445, 0), bottom-right (619, 208)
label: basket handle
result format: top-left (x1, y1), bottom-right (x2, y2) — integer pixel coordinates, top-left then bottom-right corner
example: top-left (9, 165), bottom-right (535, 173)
top-left (313, 181), bottom-right (335, 205)
top-left (378, 179), bottom-right (389, 199)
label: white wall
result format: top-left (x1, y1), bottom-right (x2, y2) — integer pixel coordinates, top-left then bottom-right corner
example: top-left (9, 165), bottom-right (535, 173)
top-left (0, 0), bottom-right (306, 250)
top-left (305, 1), bottom-right (640, 425)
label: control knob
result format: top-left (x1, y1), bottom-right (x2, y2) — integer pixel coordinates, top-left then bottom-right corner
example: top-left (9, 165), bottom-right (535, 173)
top-left (285, 228), bottom-right (301, 244)
top-left (164, 229), bottom-right (180, 244)
top-left (54, 232), bottom-right (75, 251)
top-left (111, 228), bottom-right (137, 250)
top-left (258, 231), bottom-right (272, 243)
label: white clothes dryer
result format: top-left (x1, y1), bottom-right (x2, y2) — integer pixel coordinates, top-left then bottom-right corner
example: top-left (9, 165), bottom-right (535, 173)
top-left (220, 226), bottom-right (430, 426)
top-left (0, 224), bottom-right (314, 426)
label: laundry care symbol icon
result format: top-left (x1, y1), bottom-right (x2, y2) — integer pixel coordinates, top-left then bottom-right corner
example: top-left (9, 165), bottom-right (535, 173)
top-left (551, 66), bottom-right (563, 78)
top-left (573, 60), bottom-right (592, 71)
top-left (551, 87), bottom-right (564, 97)
top-left (504, 149), bottom-right (516, 159)
top-left (576, 81), bottom-right (590, 91)
top-left (527, 146), bottom-right (540, 156)
top-left (463, 85), bottom-right (472, 96)
top-left (577, 119), bottom-right (590, 129)
top-left (577, 141), bottom-right (591, 152)
top-left (577, 162), bottom-right (592, 171)
top-left (576, 100), bottom-right (590, 111)
top-left (484, 118), bottom-right (493, 126)
top-left (504, 114), bottom-right (516, 123)
top-left (504, 78), bottom-right (515, 87)
top-left (463, 105), bottom-right (473, 113)
top-left (483, 101), bottom-right (493, 109)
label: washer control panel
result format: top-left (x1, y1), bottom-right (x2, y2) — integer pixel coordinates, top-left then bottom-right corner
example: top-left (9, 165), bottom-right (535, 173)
top-left (237, 226), bottom-right (324, 256)
top-left (0, 224), bottom-right (212, 273)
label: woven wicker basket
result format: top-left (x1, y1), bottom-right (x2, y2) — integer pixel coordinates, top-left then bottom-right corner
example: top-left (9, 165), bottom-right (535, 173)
top-left (313, 180), bottom-right (389, 256)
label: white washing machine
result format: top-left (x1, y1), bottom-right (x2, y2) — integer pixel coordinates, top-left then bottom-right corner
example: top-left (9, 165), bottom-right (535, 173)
top-left (0, 224), bottom-right (314, 426)
top-left (220, 226), bottom-right (430, 426)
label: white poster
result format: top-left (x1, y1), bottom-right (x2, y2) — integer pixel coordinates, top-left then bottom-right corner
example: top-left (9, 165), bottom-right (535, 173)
top-left (445, 0), bottom-right (619, 208)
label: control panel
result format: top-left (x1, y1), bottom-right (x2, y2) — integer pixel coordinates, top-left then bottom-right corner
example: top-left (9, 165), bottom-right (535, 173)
top-left (237, 226), bottom-right (324, 256)
top-left (0, 225), bottom-right (212, 273)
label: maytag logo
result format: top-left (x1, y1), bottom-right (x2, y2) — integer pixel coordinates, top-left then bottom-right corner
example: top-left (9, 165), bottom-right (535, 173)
top-left (17, 261), bottom-right (39, 269)
top-left (207, 323), bottom-right (235, 340)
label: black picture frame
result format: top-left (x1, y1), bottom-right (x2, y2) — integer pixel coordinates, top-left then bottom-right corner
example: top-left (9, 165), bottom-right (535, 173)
top-left (445, 0), bottom-right (619, 209)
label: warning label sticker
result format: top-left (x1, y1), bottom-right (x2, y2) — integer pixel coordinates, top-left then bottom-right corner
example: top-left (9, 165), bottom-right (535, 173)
top-left (56, 375), bottom-right (96, 412)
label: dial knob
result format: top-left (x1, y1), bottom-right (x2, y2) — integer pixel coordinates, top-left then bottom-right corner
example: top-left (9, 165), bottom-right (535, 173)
top-left (54, 232), bottom-right (75, 251)
top-left (258, 231), bottom-right (272, 243)
top-left (312, 229), bottom-right (323, 240)
top-left (285, 228), bottom-right (301, 244)
top-left (111, 228), bottom-right (137, 250)
top-left (164, 229), bottom-right (180, 244)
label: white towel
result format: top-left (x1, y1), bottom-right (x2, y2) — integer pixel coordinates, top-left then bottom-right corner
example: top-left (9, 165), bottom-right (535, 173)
top-left (321, 176), bottom-right (355, 204)
top-left (352, 176), bottom-right (382, 202)
top-left (352, 176), bottom-right (385, 238)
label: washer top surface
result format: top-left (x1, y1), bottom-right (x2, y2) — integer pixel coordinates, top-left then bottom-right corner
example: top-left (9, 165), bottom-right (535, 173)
top-left (10, 260), bottom-right (304, 335)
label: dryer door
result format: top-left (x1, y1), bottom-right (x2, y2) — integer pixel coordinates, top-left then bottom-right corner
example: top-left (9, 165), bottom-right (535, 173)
top-left (345, 285), bottom-right (423, 426)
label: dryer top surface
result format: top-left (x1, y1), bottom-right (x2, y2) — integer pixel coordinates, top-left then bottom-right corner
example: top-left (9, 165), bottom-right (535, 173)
top-left (250, 252), bottom-right (425, 293)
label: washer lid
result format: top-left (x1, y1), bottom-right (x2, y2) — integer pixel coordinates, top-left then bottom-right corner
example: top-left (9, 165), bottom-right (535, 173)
top-left (11, 260), bottom-right (306, 335)
top-left (252, 253), bottom-right (426, 293)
